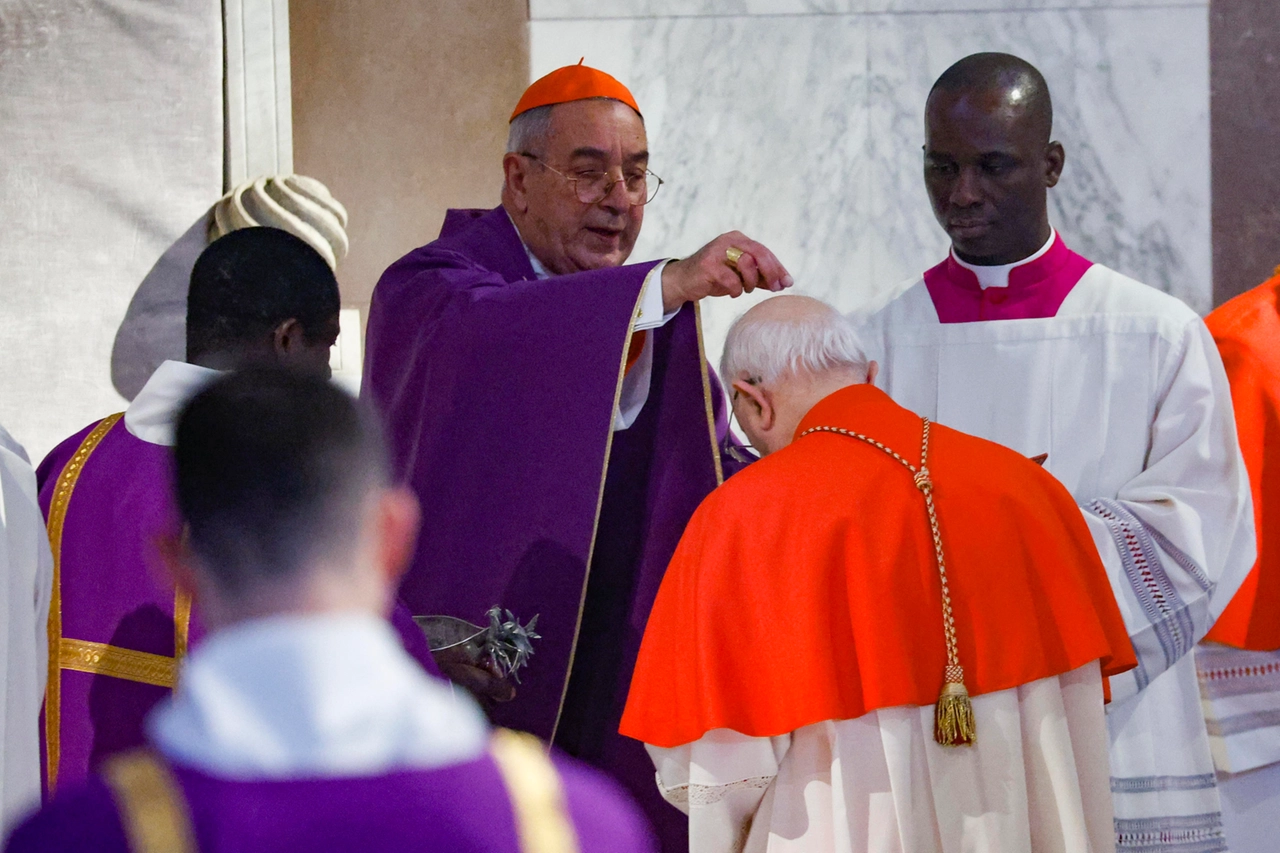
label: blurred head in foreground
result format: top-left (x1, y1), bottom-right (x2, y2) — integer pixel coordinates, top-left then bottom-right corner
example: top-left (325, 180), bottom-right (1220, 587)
top-left (160, 368), bottom-right (420, 630)
top-left (722, 295), bottom-right (877, 457)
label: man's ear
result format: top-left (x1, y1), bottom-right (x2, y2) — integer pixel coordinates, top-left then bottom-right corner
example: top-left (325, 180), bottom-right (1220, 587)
top-left (502, 153), bottom-right (531, 213)
top-left (272, 318), bottom-right (307, 360)
top-left (1044, 141), bottom-right (1065, 188)
top-left (375, 486), bottom-right (421, 588)
top-left (731, 379), bottom-right (774, 431)
top-left (866, 360), bottom-right (879, 386)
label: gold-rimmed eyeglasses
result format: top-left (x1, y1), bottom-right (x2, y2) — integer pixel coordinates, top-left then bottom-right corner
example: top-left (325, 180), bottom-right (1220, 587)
top-left (519, 152), bottom-right (663, 206)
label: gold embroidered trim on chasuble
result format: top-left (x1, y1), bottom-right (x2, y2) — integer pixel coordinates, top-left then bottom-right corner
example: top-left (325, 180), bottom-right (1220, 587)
top-left (550, 274), bottom-right (649, 745)
top-left (693, 303), bottom-right (725, 487)
top-left (550, 292), bottom-right (726, 745)
top-left (59, 640), bottom-right (179, 687)
top-left (491, 729), bottom-right (580, 853)
top-left (103, 750), bottom-right (196, 853)
top-left (44, 413), bottom-right (194, 792)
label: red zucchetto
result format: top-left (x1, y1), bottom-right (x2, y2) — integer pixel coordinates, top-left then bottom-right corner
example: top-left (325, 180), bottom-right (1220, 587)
top-left (510, 59), bottom-right (641, 121)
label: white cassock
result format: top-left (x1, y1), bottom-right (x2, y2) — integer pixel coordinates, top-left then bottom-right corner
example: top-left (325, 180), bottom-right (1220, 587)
top-left (0, 425), bottom-right (53, 837)
top-left (648, 662), bottom-right (1116, 853)
top-left (854, 253), bottom-right (1254, 851)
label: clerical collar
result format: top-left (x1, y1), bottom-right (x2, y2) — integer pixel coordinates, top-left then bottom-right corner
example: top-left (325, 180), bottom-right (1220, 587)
top-left (922, 231), bottom-right (1094, 323)
top-left (504, 208), bottom-right (551, 280)
top-left (148, 612), bottom-right (488, 779)
top-left (124, 360), bottom-right (222, 446)
top-left (951, 229), bottom-right (1057, 290)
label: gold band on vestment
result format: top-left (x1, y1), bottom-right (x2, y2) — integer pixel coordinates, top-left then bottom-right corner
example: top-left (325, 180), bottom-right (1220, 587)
top-left (490, 729), bottom-right (580, 853)
top-left (45, 413), bottom-right (123, 792)
top-left (103, 750), bottom-right (196, 853)
top-left (59, 639), bottom-right (179, 688)
top-left (43, 413), bottom-right (194, 792)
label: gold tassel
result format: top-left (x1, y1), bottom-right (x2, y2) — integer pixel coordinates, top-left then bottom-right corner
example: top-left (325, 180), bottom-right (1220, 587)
top-left (934, 667), bottom-right (976, 746)
top-left (799, 421), bottom-right (978, 749)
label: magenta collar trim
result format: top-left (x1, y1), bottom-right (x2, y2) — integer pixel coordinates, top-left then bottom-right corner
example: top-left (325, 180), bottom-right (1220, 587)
top-left (922, 235), bottom-right (1093, 323)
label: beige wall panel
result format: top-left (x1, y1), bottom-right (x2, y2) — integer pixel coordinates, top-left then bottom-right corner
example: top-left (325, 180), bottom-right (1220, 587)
top-left (290, 0), bottom-right (530, 311)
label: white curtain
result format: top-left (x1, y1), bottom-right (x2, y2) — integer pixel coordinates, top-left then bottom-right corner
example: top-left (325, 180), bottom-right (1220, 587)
top-left (0, 0), bottom-right (293, 462)
top-left (0, 0), bottom-right (223, 461)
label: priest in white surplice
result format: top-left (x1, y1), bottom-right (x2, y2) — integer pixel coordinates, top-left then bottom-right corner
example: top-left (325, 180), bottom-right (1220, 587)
top-left (854, 53), bottom-right (1254, 852)
top-left (0, 424), bottom-right (52, 838)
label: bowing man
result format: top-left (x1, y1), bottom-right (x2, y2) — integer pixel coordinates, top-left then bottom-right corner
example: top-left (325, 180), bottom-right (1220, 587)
top-left (622, 296), bottom-right (1136, 853)
top-left (1196, 268), bottom-right (1280, 852)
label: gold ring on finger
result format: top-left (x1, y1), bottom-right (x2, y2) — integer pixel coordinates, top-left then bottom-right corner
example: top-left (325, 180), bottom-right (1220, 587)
top-left (725, 246), bottom-right (745, 270)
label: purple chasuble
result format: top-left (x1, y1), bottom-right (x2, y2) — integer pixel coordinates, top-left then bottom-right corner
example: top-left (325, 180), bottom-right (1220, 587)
top-left (363, 206), bottom-right (739, 852)
top-left (923, 233), bottom-right (1094, 322)
top-left (4, 751), bottom-right (656, 853)
top-left (35, 420), bottom-right (438, 797)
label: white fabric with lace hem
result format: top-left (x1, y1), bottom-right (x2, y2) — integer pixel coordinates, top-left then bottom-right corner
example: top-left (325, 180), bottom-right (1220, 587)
top-left (646, 662), bottom-right (1115, 853)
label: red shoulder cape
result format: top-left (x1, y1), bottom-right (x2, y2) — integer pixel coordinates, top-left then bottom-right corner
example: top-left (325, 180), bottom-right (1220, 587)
top-left (1205, 274), bottom-right (1280, 650)
top-left (620, 385), bottom-right (1135, 748)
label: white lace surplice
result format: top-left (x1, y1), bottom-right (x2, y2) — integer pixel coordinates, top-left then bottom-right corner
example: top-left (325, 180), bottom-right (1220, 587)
top-left (649, 663), bottom-right (1113, 853)
top-left (856, 263), bottom-right (1255, 850)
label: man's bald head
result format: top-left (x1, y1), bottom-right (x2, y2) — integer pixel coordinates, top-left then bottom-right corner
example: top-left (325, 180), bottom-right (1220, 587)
top-left (722, 296), bottom-right (876, 457)
top-left (721, 295), bottom-right (868, 385)
top-left (929, 53), bottom-right (1053, 144)
top-left (923, 53), bottom-right (1064, 265)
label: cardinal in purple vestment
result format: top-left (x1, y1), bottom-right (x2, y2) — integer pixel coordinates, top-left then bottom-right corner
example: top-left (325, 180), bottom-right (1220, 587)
top-left (362, 64), bottom-right (793, 851)
top-left (33, 227), bottom-right (439, 801)
top-left (8, 368), bottom-right (655, 853)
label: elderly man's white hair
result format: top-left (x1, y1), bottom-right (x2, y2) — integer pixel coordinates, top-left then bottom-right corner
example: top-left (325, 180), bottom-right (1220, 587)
top-left (720, 295), bottom-right (869, 385)
top-left (507, 105), bottom-right (556, 153)
top-left (506, 98), bottom-right (645, 154)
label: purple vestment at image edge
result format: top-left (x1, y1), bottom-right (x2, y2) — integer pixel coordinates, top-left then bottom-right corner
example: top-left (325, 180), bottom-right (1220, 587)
top-left (34, 422), bottom-right (439, 797)
top-left (4, 751), bottom-right (656, 853)
top-left (362, 207), bottom-right (742, 852)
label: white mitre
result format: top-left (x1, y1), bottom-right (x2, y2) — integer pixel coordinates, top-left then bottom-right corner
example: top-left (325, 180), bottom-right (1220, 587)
top-left (112, 174), bottom-right (351, 401)
top-left (210, 174), bottom-right (349, 269)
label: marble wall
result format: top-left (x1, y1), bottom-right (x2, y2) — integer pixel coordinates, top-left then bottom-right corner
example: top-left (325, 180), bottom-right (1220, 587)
top-left (530, 0), bottom-right (1211, 367)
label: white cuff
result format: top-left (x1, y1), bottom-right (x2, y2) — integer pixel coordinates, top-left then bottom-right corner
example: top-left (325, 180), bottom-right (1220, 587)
top-left (634, 260), bottom-right (679, 331)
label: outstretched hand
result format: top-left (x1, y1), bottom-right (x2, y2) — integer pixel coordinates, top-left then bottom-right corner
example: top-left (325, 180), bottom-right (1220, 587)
top-left (432, 645), bottom-right (517, 707)
top-left (661, 231), bottom-right (794, 313)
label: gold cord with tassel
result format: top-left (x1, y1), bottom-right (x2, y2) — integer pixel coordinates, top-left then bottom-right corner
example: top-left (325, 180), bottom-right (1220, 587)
top-left (800, 417), bottom-right (976, 746)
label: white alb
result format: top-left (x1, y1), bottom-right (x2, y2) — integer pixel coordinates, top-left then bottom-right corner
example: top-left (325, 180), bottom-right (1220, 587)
top-left (855, 259), bottom-right (1255, 851)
